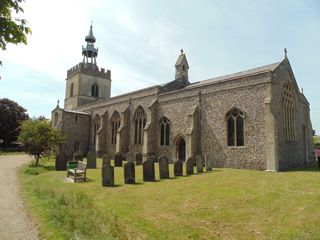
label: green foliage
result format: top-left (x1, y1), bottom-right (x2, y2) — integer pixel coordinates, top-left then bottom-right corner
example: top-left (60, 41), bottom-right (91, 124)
top-left (0, 0), bottom-right (31, 66)
top-left (19, 159), bottom-right (320, 239)
top-left (18, 118), bottom-right (65, 165)
top-left (0, 98), bottom-right (29, 147)
top-left (313, 135), bottom-right (320, 147)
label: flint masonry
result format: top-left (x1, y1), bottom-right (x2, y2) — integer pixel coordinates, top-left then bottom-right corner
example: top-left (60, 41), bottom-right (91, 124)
top-left (52, 25), bottom-right (314, 171)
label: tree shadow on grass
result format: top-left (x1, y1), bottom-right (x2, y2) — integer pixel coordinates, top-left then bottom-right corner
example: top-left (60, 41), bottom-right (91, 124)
top-left (288, 166), bottom-right (320, 172)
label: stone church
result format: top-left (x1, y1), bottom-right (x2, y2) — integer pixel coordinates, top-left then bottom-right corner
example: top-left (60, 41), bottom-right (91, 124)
top-left (52, 25), bottom-right (314, 171)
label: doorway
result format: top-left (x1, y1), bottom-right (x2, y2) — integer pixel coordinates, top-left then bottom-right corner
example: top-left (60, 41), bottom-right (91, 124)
top-left (175, 136), bottom-right (186, 161)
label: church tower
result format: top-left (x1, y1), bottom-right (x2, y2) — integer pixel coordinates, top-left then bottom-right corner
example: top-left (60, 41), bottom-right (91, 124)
top-left (64, 25), bottom-right (111, 110)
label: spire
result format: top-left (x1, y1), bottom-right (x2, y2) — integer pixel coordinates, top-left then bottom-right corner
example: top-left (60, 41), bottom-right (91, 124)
top-left (82, 24), bottom-right (98, 66)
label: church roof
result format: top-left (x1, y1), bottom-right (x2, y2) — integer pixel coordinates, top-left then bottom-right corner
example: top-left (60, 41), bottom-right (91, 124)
top-left (186, 61), bottom-right (281, 88)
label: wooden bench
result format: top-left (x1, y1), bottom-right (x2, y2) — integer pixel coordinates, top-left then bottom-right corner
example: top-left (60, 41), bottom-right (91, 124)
top-left (67, 161), bottom-right (87, 182)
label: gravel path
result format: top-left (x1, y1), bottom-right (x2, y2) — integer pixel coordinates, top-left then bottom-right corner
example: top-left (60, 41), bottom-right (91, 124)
top-left (0, 155), bottom-right (38, 240)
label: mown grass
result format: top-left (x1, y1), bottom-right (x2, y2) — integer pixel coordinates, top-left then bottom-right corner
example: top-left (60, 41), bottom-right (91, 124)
top-left (19, 158), bottom-right (320, 240)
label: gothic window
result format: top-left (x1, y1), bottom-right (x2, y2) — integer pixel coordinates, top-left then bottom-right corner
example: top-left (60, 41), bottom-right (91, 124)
top-left (283, 83), bottom-right (295, 141)
top-left (91, 84), bottom-right (99, 97)
top-left (110, 111), bottom-right (120, 145)
top-left (54, 112), bottom-right (59, 127)
top-left (226, 108), bottom-right (244, 147)
top-left (70, 82), bottom-right (74, 97)
top-left (160, 117), bottom-right (170, 146)
top-left (134, 106), bottom-right (146, 144)
top-left (93, 115), bottom-right (100, 146)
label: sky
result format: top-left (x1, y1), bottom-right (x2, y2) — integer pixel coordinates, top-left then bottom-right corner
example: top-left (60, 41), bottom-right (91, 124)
top-left (1, 0), bottom-right (319, 133)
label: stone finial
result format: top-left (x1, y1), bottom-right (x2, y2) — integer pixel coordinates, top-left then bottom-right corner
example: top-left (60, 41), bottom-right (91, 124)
top-left (284, 48), bottom-right (287, 59)
top-left (57, 99), bottom-right (60, 107)
top-left (301, 87), bottom-right (304, 94)
top-left (180, 49), bottom-right (184, 54)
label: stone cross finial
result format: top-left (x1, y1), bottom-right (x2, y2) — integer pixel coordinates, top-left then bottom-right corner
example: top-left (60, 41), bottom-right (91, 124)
top-left (57, 99), bottom-right (60, 107)
top-left (284, 48), bottom-right (287, 58)
top-left (180, 49), bottom-right (184, 54)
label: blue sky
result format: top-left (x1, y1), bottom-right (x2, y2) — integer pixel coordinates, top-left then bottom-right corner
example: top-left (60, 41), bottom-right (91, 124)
top-left (1, 0), bottom-right (319, 133)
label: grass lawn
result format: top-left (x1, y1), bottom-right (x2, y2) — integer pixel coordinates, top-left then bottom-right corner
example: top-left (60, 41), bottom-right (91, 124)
top-left (19, 158), bottom-right (320, 240)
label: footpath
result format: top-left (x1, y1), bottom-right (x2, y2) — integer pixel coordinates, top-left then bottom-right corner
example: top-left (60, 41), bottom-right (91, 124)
top-left (0, 154), bottom-right (38, 240)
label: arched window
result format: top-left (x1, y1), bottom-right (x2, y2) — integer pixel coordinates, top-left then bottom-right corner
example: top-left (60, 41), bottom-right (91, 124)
top-left (70, 82), bottom-right (74, 97)
top-left (91, 84), bottom-right (99, 97)
top-left (160, 117), bottom-right (170, 146)
top-left (226, 108), bottom-right (244, 146)
top-left (54, 112), bottom-right (59, 127)
top-left (110, 111), bottom-right (120, 145)
top-left (134, 106), bottom-right (146, 144)
top-left (93, 115), bottom-right (100, 146)
top-left (283, 83), bottom-right (295, 141)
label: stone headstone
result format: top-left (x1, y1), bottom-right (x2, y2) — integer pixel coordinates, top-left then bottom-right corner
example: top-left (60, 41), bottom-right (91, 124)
top-left (102, 154), bottom-right (111, 166)
top-left (205, 155), bottom-right (213, 171)
top-left (126, 152), bottom-right (135, 162)
top-left (136, 153), bottom-right (142, 165)
top-left (158, 155), bottom-right (169, 179)
top-left (124, 161), bottom-right (135, 184)
top-left (196, 155), bottom-right (203, 173)
top-left (55, 152), bottom-right (68, 171)
top-left (86, 151), bottom-right (96, 169)
top-left (102, 165), bottom-right (114, 186)
top-left (186, 157), bottom-right (195, 175)
top-left (73, 152), bottom-right (83, 162)
top-left (143, 159), bottom-right (155, 181)
top-left (174, 160), bottom-right (183, 177)
top-left (114, 152), bottom-right (123, 167)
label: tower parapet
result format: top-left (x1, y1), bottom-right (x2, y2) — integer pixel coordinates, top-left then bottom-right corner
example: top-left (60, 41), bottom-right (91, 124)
top-left (67, 63), bottom-right (111, 79)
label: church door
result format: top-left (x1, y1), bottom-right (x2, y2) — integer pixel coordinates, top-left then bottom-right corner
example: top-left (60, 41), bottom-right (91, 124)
top-left (175, 137), bottom-right (186, 161)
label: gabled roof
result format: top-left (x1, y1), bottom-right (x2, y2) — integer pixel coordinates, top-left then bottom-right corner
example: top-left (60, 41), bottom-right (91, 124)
top-left (186, 61), bottom-right (281, 88)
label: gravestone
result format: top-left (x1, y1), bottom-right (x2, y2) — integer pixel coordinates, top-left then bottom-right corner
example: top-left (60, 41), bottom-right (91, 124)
top-left (86, 151), bottom-right (96, 169)
top-left (114, 152), bottom-right (123, 167)
top-left (196, 155), bottom-right (203, 173)
top-left (205, 155), bottom-right (213, 171)
top-left (73, 152), bottom-right (83, 162)
top-left (186, 157), bottom-right (195, 175)
top-left (158, 155), bottom-right (169, 179)
top-left (102, 154), bottom-right (111, 166)
top-left (55, 152), bottom-right (68, 171)
top-left (136, 153), bottom-right (142, 165)
top-left (174, 160), bottom-right (183, 177)
top-left (126, 152), bottom-right (135, 162)
top-left (102, 165), bottom-right (114, 186)
top-left (143, 159), bottom-right (155, 181)
top-left (124, 161), bottom-right (135, 184)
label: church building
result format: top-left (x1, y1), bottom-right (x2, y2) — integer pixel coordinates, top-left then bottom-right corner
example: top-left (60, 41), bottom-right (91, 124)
top-left (52, 25), bottom-right (314, 171)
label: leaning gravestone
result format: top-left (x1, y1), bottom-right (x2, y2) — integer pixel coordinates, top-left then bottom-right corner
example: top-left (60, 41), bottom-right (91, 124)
top-left (196, 155), bottom-right (203, 173)
top-left (55, 152), bottom-right (68, 171)
top-left (86, 151), bottom-right (96, 169)
top-left (136, 153), bottom-right (142, 165)
top-left (102, 165), bottom-right (114, 186)
top-left (158, 155), bottom-right (169, 179)
top-left (174, 160), bottom-right (183, 177)
top-left (126, 152), bottom-right (135, 162)
top-left (102, 154), bottom-right (111, 166)
top-left (205, 155), bottom-right (213, 171)
top-left (186, 157), bottom-right (195, 175)
top-left (124, 161), bottom-right (135, 184)
top-left (143, 159), bottom-right (155, 181)
top-left (73, 152), bottom-right (83, 162)
top-left (114, 152), bottom-right (123, 167)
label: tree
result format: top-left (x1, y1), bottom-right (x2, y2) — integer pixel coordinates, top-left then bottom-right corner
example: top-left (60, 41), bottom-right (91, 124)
top-left (0, 98), bottom-right (29, 148)
top-left (0, 0), bottom-right (31, 66)
top-left (18, 118), bottom-right (65, 166)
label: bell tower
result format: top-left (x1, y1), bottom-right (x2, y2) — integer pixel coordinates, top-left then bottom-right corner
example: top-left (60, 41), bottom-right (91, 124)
top-left (175, 49), bottom-right (189, 81)
top-left (64, 24), bottom-right (111, 110)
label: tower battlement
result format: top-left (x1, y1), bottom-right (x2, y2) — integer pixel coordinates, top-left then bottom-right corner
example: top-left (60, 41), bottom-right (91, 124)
top-left (67, 63), bottom-right (111, 79)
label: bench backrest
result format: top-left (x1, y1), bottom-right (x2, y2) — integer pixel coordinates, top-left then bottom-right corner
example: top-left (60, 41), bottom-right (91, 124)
top-left (77, 161), bottom-right (87, 170)
top-left (67, 161), bottom-right (78, 169)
